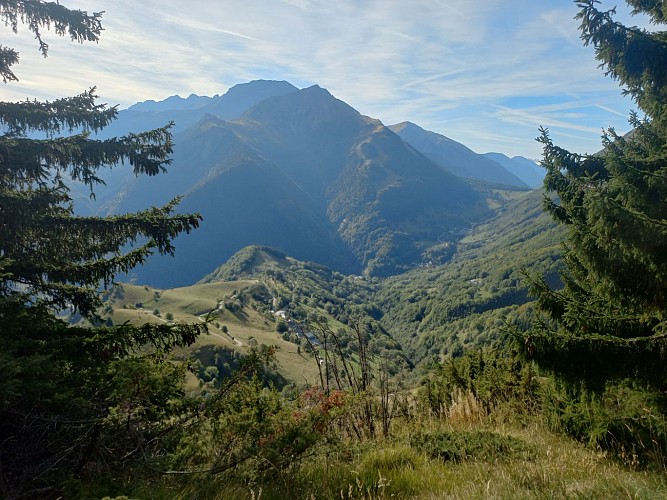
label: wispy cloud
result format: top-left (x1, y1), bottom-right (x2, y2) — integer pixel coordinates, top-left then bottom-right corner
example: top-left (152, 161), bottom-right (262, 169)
top-left (1, 0), bottom-right (640, 157)
top-left (492, 105), bottom-right (603, 134)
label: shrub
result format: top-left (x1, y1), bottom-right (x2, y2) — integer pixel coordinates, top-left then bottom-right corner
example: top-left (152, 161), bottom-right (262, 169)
top-left (410, 430), bottom-right (534, 463)
top-left (542, 379), bottom-right (667, 470)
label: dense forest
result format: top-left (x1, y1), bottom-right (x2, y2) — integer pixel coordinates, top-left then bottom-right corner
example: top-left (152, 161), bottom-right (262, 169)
top-left (1, 1), bottom-right (666, 498)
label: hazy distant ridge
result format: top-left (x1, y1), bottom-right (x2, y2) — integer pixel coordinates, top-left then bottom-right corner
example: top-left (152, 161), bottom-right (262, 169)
top-left (389, 121), bottom-right (529, 188)
top-left (483, 152), bottom-right (544, 188)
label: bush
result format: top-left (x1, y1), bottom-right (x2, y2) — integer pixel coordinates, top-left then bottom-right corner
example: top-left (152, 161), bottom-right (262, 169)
top-left (410, 430), bottom-right (534, 463)
top-left (542, 380), bottom-right (667, 470)
top-left (418, 347), bottom-right (539, 418)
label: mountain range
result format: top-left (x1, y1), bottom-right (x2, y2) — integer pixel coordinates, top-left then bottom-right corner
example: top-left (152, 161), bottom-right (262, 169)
top-left (388, 122), bottom-right (533, 188)
top-left (79, 80), bottom-right (545, 288)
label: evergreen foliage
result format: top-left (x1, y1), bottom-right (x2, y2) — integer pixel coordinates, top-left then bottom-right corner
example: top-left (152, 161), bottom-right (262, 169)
top-left (0, 1), bottom-right (203, 496)
top-left (417, 347), bottom-right (539, 418)
top-left (541, 378), bottom-right (667, 468)
top-left (524, 0), bottom-right (667, 389)
top-left (410, 430), bottom-right (534, 463)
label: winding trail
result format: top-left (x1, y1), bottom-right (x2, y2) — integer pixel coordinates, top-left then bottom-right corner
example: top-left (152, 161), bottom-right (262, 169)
top-left (196, 312), bottom-right (244, 346)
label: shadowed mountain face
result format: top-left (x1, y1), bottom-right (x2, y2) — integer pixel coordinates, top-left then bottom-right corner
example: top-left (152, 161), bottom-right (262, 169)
top-left (389, 121), bottom-right (529, 188)
top-left (94, 82), bottom-right (493, 287)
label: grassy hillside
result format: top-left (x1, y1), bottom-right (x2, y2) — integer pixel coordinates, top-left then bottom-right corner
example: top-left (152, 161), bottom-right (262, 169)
top-left (174, 423), bottom-right (667, 499)
top-left (102, 280), bottom-right (323, 388)
top-left (102, 246), bottom-right (410, 390)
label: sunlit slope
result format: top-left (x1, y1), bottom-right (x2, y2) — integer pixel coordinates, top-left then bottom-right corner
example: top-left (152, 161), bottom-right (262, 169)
top-left (102, 281), bottom-right (323, 387)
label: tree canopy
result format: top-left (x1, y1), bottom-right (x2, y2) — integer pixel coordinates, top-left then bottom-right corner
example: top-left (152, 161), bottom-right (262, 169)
top-left (525, 0), bottom-right (667, 389)
top-left (0, 1), bottom-right (204, 495)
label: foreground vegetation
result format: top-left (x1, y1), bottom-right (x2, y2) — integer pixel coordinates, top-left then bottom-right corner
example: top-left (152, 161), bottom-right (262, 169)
top-left (71, 278), bottom-right (667, 498)
top-left (102, 426), bottom-right (666, 499)
top-left (68, 347), bottom-right (667, 499)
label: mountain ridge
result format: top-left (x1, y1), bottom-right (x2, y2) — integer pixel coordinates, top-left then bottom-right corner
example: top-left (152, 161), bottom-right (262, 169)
top-left (483, 152), bottom-right (544, 188)
top-left (85, 81), bottom-right (537, 287)
top-left (389, 121), bottom-right (529, 188)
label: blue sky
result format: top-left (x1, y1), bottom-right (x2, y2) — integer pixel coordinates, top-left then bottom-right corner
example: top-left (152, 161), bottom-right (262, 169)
top-left (3, 0), bottom-right (650, 158)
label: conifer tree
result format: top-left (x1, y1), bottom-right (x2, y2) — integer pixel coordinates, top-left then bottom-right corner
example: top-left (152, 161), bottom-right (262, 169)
top-left (0, 1), bottom-right (203, 495)
top-left (525, 0), bottom-right (667, 390)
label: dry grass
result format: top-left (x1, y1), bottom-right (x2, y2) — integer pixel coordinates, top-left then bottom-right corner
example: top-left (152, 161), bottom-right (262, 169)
top-left (446, 388), bottom-right (486, 425)
top-left (164, 418), bottom-right (667, 499)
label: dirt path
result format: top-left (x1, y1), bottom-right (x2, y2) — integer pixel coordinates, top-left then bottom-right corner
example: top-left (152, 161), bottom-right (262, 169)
top-left (196, 313), bottom-right (244, 346)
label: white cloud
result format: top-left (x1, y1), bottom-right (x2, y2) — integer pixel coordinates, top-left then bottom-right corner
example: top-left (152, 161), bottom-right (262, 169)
top-left (1, 0), bottom-right (639, 157)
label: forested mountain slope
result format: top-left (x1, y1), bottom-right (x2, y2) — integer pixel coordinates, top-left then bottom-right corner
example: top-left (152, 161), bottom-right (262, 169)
top-left (185, 189), bottom-right (564, 370)
top-left (377, 188), bottom-right (564, 364)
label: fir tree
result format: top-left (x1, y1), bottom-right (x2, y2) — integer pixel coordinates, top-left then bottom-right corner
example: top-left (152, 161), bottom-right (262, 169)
top-left (0, 1), bottom-right (203, 495)
top-left (525, 0), bottom-right (667, 390)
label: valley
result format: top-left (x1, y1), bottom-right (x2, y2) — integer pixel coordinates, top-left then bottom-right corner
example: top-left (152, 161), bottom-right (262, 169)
top-left (98, 186), bottom-right (563, 388)
top-left (86, 80), bottom-right (562, 393)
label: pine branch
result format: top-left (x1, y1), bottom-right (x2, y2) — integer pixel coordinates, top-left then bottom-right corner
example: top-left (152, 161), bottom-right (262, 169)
top-left (0, 44), bottom-right (18, 82)
top-left (0, 89), bottom-right (117, 136)
top-left (0, 0), bottom-right (103, 80)
top-left (0, 124), bottom-right (175, 189)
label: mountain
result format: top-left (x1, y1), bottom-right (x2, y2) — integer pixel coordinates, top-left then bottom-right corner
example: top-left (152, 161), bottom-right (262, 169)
top-left (483, 152), bottom-right (544, 188)
top-left (192, 188), bottom-right (565, 369)
top-left (200, 246), bottom-right (293, 282)
top-left (128, 80), bottom-right (300, 117)
top-left (115, 112), bottom-right (359, 287)
top-left (388, 121), bottom-right (529, 188)
top-left (105, 84), bottom-right (492, 287)
top-left (71, 80), bottom-right (300, 214)
top-left (96, 80), bottom-right (299, 139)
top-left (207, 80), bottom-right (300, 119)
top-left (128, 93), bottom-right (218, 112)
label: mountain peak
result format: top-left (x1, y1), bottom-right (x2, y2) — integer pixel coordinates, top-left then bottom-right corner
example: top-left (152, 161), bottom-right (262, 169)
top-left (390, 121), bottom-right (420, 133)
top-left (242, 84), bottom-right (361, 133)
top-left (222, 79), bottom-right (298, 99)
top-left (483, 152), bottom-right (544, 188)
top-left (126, 80), bottom-right (299, 117)
top-left (301, 84), bottom-right (325, 92)
top-left (128, 93), bottom-right (215, 112)
top-left (200, 245), bottom-right (291, 283)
